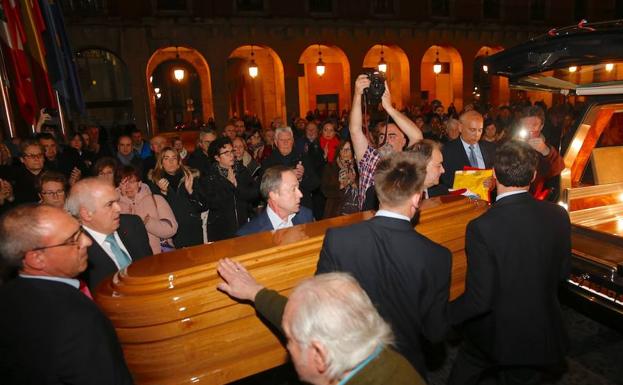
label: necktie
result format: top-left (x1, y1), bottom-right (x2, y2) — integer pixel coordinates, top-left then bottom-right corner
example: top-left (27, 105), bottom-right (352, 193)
top-left (105, 233), bottom-right (132, 269)
top-left (78, 279), bottom-right (93, 300)
top-left (468, 145), bottom-right (478, 168)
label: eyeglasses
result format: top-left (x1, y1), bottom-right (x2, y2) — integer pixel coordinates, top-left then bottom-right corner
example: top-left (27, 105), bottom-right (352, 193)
top-left (40, 189), bottom-right (65, 197)
top-left (31, 227), bottom-right (85, 251)
top-left (23, 153), bottom-right (44, 159)
top-left (219, 150), bottom-right (234, 156)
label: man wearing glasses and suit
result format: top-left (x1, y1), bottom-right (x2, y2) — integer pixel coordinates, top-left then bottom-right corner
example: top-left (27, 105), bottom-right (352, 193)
top-left (0, 204), bottom-right (133, 385)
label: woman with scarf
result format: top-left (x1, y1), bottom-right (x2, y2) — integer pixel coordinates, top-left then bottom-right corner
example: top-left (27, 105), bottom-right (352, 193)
top-left (147, 147), bottom-right (206, 248)
top-left (201, 137), bottom-right (259, 242)
top-left (321, 139), bottom-right (359, 218)
top-left (117, 165), bottom-right (178, 254)
top-left (319, 120), bottom-right (341, 163)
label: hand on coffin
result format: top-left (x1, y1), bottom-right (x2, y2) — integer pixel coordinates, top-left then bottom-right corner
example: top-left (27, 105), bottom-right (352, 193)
top-left (217, 258), bottom-right (264, 302)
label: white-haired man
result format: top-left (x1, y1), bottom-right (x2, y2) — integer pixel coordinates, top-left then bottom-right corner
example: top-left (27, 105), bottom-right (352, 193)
top-left (217, 260), bottom-right (425, 385)
top-left (66, 177), bottom-right (152, 292)
top-left (261, 126), bottom-right (320, 211)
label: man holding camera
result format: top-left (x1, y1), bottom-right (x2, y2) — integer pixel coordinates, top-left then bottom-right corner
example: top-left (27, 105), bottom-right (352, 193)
top-left (349, 73), bottom-right (423, 209)
top-left (518, 106), bottom-right (565, 198)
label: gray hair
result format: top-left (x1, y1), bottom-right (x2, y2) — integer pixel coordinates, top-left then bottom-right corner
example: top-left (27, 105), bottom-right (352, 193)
top-left (65, 177), bottom-right (107, 217)
top-left (0, 204), bottom-right (53, 269)
top-left (288, 272), bottom-right (393, 380)
top-left (260, 165), bottom-right (291, 200)
top-left (274, 126), bottom-right (293, 141)
top-left (445, 118), bottom-right (460, 131)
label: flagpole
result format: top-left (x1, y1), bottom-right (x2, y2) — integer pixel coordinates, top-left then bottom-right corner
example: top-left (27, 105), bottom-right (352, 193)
top-left (0, 43), bottom-right (16, 138)
top-left (55, 90), bottom-right (66, 137)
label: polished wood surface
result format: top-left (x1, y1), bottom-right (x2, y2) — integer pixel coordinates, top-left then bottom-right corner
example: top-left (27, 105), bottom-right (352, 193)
top-left (96, 195), bottom-right (487, 385)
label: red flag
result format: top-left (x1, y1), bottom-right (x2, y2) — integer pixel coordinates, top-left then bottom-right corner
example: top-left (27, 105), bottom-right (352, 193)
top-left (20, 0), bottom-right (56, 109)
top-left (0, 0), bottom-right (38, 124)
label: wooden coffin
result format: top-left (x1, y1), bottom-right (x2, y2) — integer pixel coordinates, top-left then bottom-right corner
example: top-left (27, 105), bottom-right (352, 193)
top-left (95, 195), bottom-right (487, 385)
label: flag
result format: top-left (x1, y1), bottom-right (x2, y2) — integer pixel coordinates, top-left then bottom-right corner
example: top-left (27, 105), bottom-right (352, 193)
top-left (20, 0), bottom-right (56, 109)
top-left (38, 0), bottom-right (84, 114)
top-left (0, 0), bottom-right (38, 124)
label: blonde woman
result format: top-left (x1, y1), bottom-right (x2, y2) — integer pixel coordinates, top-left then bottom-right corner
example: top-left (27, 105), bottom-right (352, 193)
top-left (147, 147), bottom-right (205, 247)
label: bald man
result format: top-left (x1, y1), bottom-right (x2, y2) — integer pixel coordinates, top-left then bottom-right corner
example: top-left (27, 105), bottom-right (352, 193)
top-left (0, 204), bottom-right (133, 384)
top-left (66, 177), bottom-right (152, 291)
top-left (440, 110), bottom-right (496, 189)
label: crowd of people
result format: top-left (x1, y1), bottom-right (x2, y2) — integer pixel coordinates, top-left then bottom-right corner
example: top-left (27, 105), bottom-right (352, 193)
top-left (0, 76), bottom-right (575, 384)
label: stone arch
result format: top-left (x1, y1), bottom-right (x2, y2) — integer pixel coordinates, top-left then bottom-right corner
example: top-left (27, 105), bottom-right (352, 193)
top-left (474, 45), bottom-right (509, 106)
top-left (227, 45), bottom-right (286, 128)
top-left (146, 46), bottom-right (213, 133)
top-left (298, 44), bottom-right (351, 120)
top-left (421, 45), bottom-right (463, 111)
top-left (362, 44), bottom-right (410, 109)
top-left (75, 47), bottom-right (133, 126)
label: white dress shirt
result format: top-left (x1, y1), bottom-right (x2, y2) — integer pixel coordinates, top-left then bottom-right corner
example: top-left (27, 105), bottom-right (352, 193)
top-left (266, 205), bottom-right (296, 230)
top-left (83, 226), bottom-right (133, 270)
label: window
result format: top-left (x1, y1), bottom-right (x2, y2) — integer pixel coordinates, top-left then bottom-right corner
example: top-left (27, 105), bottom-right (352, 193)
top-left (372, 0), bottom-right (395, 15)
top-left (482, 0), bottom-right (500, 19)
top-left (75, 49), bottom-right (134, 125)
top-left (156, 0), bottom-right (187, 11)
top-left (530, 0), bottom-right (546, 21)
top-left (309, 0), bottom-right (334, 14)
top-left (57, 0), bottom-right (105, 17)
top-left (430, 0), bottom-right (450, 18)
top-left (236, 0), bottom-right (264, 12)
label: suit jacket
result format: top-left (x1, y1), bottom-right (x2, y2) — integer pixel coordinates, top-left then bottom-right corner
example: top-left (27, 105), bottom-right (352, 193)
top-left (440, 138), bottom-right (496, 189)
top-left (82, 214), bottom-right (152, 292)
top-left (316, 216), bottom-right (452, 377)
top-left (236, 206), bottom-right (314, 237)
top-left (254, 289), bottom-right (425, 385)
top-left (449, 192), bottom-right (571, 366)
top-left (0, 277), bottom-right (133, 385)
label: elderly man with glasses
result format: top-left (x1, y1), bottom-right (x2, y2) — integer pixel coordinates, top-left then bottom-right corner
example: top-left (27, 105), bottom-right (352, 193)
top-left (0, 204), bottom-right (133, 385)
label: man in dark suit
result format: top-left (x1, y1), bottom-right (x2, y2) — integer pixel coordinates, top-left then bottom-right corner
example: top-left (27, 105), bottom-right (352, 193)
top-left (317, 152), bottom-right (452, 378)
top-left (237, 165), bottom-right (313, 236)
top-left (261, 126), bottom-right (320, 211)
top-left (66, 177), bottom-right (152, 292)
top-left (440, 110), bottom-right (496, 190)
top-left (0, 204), bottom-right (133, 385)
top-left (448, 140), bottom-right (571, 385)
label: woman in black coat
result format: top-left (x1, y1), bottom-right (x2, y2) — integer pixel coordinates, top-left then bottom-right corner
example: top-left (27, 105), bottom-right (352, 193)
top-left (147, 147), bottom-right (206, 248)
top-left (201, 137), bottom-right (259, 242)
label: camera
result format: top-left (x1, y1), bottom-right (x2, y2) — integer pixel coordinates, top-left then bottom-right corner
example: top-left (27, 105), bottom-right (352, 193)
top-left (43, 108), bottom-right (60, 127)
top-left (363, 70), bottom-right (385, 105)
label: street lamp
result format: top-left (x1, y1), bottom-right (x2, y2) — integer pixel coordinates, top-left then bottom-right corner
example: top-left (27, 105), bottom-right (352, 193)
top-left (316, 45), bottom-right (326, 77)
top-left (433, 49), bottom-right (442, 75)
top-left (248, 45), bottom-right (258, 78)
top-left (378, 45), bottom-right (387, 73)
top-left (172, 46), bottom-right (185, 82)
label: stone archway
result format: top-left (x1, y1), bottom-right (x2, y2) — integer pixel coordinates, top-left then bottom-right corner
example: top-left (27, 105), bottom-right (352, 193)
top-left (227, 45), bottom-right (285, 128)
top-left (421, 45), bottom-right (463, 111)
top-left (298, 45), bottom-right (351, 120)
top-left (475, 46), bottom-right (509, 106)
top-left (362, 44), bottom-right (410, 109)
top-left (146, 46), bottom-right (213, 133)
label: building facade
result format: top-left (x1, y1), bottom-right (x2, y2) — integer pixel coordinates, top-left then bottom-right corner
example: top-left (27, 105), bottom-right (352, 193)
top-left (61, 0), bottom-right (622, 133)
